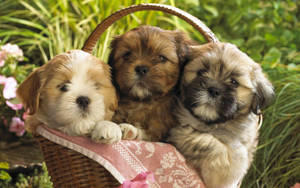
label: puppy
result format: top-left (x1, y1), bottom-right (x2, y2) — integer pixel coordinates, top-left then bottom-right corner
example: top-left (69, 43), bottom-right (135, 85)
top-left (108, 25), bottom-right (193, 141)
top-left (17, 50), bottom-right (121, 143)
top-left (167, 42), bottom-right (274, 188)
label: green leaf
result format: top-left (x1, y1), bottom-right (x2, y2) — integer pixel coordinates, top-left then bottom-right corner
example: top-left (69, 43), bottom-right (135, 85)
top-left (286, 50), bottom-right (300, 64)
top-left (248, 51), bottom-right (262, 62)
top-left (287, 63), bottom-right (297, 70)
top-left (263, 47), bottom-right (282, 67)
top-left (0, 16), bottom-right (45, 30)
top-left (203, 4), bottom-right (218, 17)
top-left (228, 12), bottom-right (242, 26)
top-left (246, 36), bottom-right (265, 52)
top-left (0, 162), bottom-right (9, 170)
top-left (265, 33), bottom-right (278, 45)
top-left (1, 66), bottom-right (12, 76)
top-left (280, 30), bottom-right (294, 43)
top-left (230, 38), bottom-right (244, 47)
top-left (0, 170), bottom-right (11, 181)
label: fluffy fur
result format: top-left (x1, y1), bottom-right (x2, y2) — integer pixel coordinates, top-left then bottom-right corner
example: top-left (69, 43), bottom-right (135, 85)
top-left (167, 42), bottom-right (275, 188)
top-left (17, 50), bottom-right (121, 143)
top-left (108, 26), bottom-right (193, 141)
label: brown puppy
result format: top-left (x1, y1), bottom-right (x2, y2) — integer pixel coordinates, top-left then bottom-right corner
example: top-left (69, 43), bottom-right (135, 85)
top-left (108, 26), bottom-right (192, 141)
top-left (167, 43), bottom-right (274, 188)
top-left (17, 50), bottom-right (122, 143)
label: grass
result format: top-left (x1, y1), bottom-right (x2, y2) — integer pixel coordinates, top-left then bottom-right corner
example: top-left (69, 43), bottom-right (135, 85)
top-left (0, 0), bottom-right (299, 187)
top-left (243, 69), bottom-right (300, 187)
top-left (0, 0), bottom-right (182, 64)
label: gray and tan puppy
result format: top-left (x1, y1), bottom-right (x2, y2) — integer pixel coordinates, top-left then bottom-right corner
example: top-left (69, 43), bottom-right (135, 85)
top-left (168, 42), bottom-right (274, 188)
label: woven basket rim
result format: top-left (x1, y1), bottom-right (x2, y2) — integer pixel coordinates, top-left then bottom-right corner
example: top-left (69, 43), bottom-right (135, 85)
top-left (82, 3), bottom-right (219, 54)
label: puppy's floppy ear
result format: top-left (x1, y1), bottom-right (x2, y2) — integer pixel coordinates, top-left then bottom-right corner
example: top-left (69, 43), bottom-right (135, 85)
top-left (108, 35), bottom-right (122, 92)
top-left (101, 61), bottom-right (119, 120)
top-left (108, 35), bottom-right (121, 68)
top-left (16, 68), bottom-right (43, 115)
top-left (172, 31), bottom-right (196, 64)
top-left (188, 44), bottom-right (214, 60)
top-left (251, 66), bottom-right (275, 114)
top-left (105, 91), bottom-right (118, 120)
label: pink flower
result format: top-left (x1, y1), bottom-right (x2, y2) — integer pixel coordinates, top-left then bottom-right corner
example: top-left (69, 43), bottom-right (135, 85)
top-left (0, 76), bottom-right (18, 99)
top-left (1, 75), bottom-right (22, 111)
top-left (118, 172), bottom-right (155, 188)
top-left (6, 100), bottom-right (23, 110)
top-left (9, 117), bottom-right (25, 136)
top-left (1, 43), bottom-right (23, 61)
top-left (22, 110), bottom-right (29, 120)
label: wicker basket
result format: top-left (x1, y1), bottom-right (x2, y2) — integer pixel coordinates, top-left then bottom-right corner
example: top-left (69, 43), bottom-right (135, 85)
top-left (36, 3), bottom-right (221, 188)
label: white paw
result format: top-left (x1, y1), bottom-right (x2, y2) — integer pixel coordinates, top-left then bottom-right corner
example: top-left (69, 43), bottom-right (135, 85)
top-left (119, 123), bottom-right (139, 140)
top-left (91, 121), bottom-right (122, 144)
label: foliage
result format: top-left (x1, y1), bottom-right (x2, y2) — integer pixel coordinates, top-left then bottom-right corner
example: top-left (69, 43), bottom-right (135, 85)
top-left (0, 163), bottom-right (52, 188)
top-left (0, 42), bottom-right (38, 187)
top-left (246, 71), bottom-right (300, 187)
top-left (15, 163), bottom-right (52, 188)
top-left (0, 0), bottom-right (177, 65)
top-left (0, 43), bottom-right (36, 139)
top-left (177, 0), bottom-right (300, 69)
top-left (0, 162), bottom-right (11, 186)
top-left (0, 0), bottom-right (299, 187)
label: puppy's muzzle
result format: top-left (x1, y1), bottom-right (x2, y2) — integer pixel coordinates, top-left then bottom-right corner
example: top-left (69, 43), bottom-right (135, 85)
top-left (76, 96), bottom-right (90, 110)
top-left (208, 87), bottom-right (220, 98)
top-left (135, 65), bottom-right (149, 77)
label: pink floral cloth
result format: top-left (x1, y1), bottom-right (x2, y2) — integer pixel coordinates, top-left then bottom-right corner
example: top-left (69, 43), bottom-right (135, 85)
top-left (37, 125), bottom-right (205, 188)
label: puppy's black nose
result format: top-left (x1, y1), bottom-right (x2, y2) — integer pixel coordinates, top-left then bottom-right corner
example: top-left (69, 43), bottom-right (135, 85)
top-left (208, 87), bottom-right (220, 98)
top-left (76, 96), bottom-right (90, 109)
top-left (135, 65), bottom-right (149, 76)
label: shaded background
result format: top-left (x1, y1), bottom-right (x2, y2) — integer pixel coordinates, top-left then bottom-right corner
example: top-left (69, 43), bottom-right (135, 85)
top-left (0, 0), bottom-right (299, 187)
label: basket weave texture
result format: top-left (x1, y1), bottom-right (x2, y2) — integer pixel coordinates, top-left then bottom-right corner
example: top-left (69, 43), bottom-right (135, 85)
top-left (37, 135), bottom-right (120, 187)
top-left (36, 3), bottom-right (219, 188)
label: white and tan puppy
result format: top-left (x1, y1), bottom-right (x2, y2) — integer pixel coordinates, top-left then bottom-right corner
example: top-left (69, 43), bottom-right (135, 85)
top-left (168, 43), bottom-right (274, 188)
top-left (17, 50), bottom-right (121, 143)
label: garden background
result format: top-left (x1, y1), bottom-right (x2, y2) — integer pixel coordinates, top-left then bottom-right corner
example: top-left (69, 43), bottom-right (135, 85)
top-left (0, 0), bottom-right (299, 187)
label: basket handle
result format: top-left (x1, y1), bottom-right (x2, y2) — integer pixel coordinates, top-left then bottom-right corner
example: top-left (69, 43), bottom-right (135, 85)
top-left (82, 3), bottom-right (218, 54)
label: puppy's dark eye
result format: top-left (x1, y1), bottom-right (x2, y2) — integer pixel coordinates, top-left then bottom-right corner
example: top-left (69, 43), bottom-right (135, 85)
top-left (123, 51), bottom-right (131, 61)
top-left (159, 55), bottom-right (168, 63)
top-left (58, 84), bottom-right (68, 92)
top-left (197, 69), bottom-right (206, 76)
top-left (231, 78), bottom-right (239, 87)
